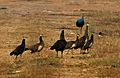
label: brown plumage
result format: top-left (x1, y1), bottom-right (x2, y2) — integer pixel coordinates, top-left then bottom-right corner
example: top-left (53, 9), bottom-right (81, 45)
top-left (65, 35), bottom-right (79, 54)
top-left (74, 35), bottom-right (87, 50)
top-left (25, 35), bottom-right (44, 54)
top-left (73, 25), bottom-right (90, 53)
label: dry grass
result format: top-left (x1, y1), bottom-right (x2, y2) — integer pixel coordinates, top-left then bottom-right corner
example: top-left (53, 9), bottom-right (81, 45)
top-left (0, 0), bottom-right (120, 78)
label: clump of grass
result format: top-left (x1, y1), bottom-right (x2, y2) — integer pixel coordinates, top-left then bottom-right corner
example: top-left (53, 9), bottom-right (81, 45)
top-left (93, 35), bottom-right (120, 58)
top-left (89, 56), bottom-right (120, 68)
top-left (27, 57), bottom-right (62, 67)
top-left (21, 57), bottom-right (62, 78)
top-left (96, 67), bottom-right (120, 77)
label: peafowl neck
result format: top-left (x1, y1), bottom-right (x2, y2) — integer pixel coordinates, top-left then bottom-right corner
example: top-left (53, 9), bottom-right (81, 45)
top-left (21, 39), bottom-right (25, 46)
top-left (76, 35), bottom-right (79, 41)
top-left (39, 36), bottom-right (44, 43)
top-left (82, 16), bottom-right (84, 19)
top-left (90, 34), bottom-right (94, 43)
top-left (84, 25), bottom-right (90, 39)
top-left (60, 30), bottom-right (65, 40)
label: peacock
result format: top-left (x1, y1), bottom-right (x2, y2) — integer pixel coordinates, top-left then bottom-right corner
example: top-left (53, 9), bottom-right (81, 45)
top-left (76, 16), bottom-right (85, 30)
top-left (76, 16), bottom-right (85, 34)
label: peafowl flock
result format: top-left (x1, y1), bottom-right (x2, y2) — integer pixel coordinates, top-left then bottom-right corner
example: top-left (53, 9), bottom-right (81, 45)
top-left (25, 35), bottom-right (44, 54)
top-left (50, 30), bottom-right (67, 58)
top-left (73, 24), bottom-right (90, 52)
top-left (10, 39), bottom-right (26, 59)
top-left (9, 18), bottom-right (95, 59)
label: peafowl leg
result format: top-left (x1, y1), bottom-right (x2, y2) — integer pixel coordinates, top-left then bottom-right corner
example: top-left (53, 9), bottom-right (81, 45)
top-left (71, 49), bottom-right (74, 55)
top-left (86, 49), bottom-right (89, 54)
top-left (80, 49), bottom-right (85, 54)
top-left (66, 49), bottom-right (70, 54)
top-left (20, 54), bottom-right (22, 58)
top-left (71, 49), bottom-right (74, 58)
top-left (15, 55), bottom-right (17, 59)
top-left (61, 51), bottom-right (63, 58)
top-left (37, 52), bottom-right (40, 56)
top-left (79, 48), bottom-right (81, 54)
top-left (85, 49), bottom-right (88, 53)
top-left (56, 51), bottom-right (58, 58)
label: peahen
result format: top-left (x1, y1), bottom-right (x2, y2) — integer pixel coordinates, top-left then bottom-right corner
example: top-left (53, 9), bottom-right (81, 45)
top-left (25, 35), bottom-right (44, 54)
top-left (82, 34), bottom-right (94, 53)
top-left (10, 38), bottom-right (26, 59)
top-left (50, 30), bottom-right (67, 58)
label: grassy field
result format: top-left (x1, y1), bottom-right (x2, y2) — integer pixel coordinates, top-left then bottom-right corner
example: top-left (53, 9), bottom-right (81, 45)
top-left (0, 0), bottom-right (120, 78)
